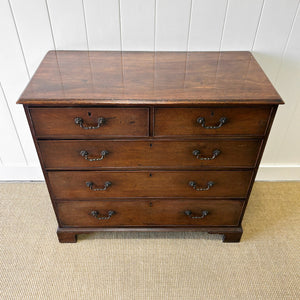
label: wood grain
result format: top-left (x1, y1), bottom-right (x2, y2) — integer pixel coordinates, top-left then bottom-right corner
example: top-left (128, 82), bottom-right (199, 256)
top-left (47, 170), bottom-right (252, 199)
top-left (154, 107), bottom-right (271, 136)
top-left (17, 51), bottom-right (282, 243)
top-left (56, 226), bottom-right (243, 243)
top-left (17, 51), bottom-right (283, 105)
top-left (57, 199), bottom-right (244, 227)
top-left (30, 107), bottom-right (149, 138)
top-left (39, 139), bottom-right (262, 169)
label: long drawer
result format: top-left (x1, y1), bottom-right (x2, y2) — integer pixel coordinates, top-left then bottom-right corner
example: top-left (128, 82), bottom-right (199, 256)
top-left (39, 139), bottom-right (261, 169)
top-left (154, 107), bottom-right (271, 136)
top-left (48, 170), bottom-right (252, 199)
top-left (57, 199), bottom-right (244, 227)
top-left (30, 107), bottom-right (149, 138)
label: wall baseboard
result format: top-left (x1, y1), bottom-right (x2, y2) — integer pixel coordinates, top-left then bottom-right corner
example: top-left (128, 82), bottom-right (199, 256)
top-left (0, 166), bottom-right (44, 181)
top-left (256, 164), bottom-right (300, 181)
top-left (0, 165), bottom-right (299, 181)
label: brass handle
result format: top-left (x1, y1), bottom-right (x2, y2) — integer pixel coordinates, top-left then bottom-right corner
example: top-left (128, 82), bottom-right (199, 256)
top-left (74, 117), bottom-right (106, 129)
top-left (189, 181), bottom-right (214, 191)
top-left (196, 117), bottom-right (227, 129)
top-left (80, 150), bottom-right (109, 161)
top-left (192, 149), bottom-right (221, 160)
top-left (86, 181), bottom-right (112, 191)
top-left (90, 210), bottom-right (115, 220)
top-left (184, 210), bottom-right (209, 219)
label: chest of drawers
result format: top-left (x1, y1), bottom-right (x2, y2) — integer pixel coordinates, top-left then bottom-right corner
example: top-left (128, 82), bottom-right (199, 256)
top-left (17, 51), bottom-right (283, 243)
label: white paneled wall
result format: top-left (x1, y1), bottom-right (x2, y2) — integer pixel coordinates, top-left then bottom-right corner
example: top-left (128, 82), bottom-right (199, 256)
top-left (121, 0), bottom-right (155, 50)
top-left (84, 0), bottom-right (120, 50)
top-left (1, 0), bottom-right (300, 180)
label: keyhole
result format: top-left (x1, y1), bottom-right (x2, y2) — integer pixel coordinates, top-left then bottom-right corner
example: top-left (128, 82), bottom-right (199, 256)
top-left (88, 112), bottom-right (92, 117)
top-left (211, 111), bottom-right (214, 116)
top-left (149, 202), bottom-right (153, 207)
top-left (149, 173), bottom-right (152, 177)
top-left (150, 143), bottom-right (152, 148)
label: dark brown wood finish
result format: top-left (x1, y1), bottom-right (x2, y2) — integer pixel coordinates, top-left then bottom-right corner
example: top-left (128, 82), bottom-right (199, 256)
top-left (48, 170), bottom-right (252, 199)
top-left (239, 105), bottom-right (278, 225)
top-left (154, 107), bottom-right (271, 136)
top-left (18, 51), bottom-right (283, 105)
top-left (38, 139), bottom-right (262, 169)
top-left (57, 230), bottom-right (77, 243)
top-left (30, 107), bottom-right (149, 138)
top-left (220, 230), bottom-right (243, 243)
top-left (23, 105), bottom-right (64, 225)
top-left (57, 226), bottom-right (243, 243)
top-left (17, 51), bottom-right (283, 243)
top-left (57, 199), bottom-right (244, 227)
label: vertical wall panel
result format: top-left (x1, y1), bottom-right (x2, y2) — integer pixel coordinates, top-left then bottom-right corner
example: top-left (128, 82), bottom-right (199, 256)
top-left (1, 0), bottom-right (300, 180)
top-left (0, 84), bottom-right (25, 166)
top-left (120, 0), bottom-right (155, 50)
top-left (155, 0), bottom-right (192, 50)
top-left (269, 6), bottom-right (300, 164)
top-left (252, 0), bottom-right (299, 82)
top-left (189, 0), bottom-right (228, 51)
top-left (83, 0), bottom-right (121, 50)
top-left (282, 105), bottom-right (300, 164)
top-left (0, 0), bottom-right (38, 165)
top-left (47, 0), bottom-right (88, 50)
top-left (10, 0), bottom-right (54, 76)
top-left (221, 0), bottom-right (264, 50)
top-left (254, 0), bottom-right (300, 164)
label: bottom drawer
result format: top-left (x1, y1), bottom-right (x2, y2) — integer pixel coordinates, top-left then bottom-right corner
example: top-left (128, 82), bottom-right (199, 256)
top-left (57, 199), bottom-right (244, 227)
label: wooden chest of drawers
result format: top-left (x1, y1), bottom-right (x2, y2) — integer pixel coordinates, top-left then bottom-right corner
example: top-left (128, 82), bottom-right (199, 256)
top-left (17, 51), bottom-right (283, 243)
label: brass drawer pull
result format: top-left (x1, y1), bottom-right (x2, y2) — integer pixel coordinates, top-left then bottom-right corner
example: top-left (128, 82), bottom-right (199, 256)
top-left (86, 181), bottom-right (112, 191)
top-left (189, 181), bottom-right (214, 191)
top-left (192, 149), bottom-right (221, 160)
top-left (184, 210), bottom-right (209, 219)
top-left (80, 150), bottom-right (109, 161)
top-left (74, 117), bottom-right (106, 129)
top-left (196, 116), bottom-right (227, 129)
top-left (90, 210), bottom-right (115, 220)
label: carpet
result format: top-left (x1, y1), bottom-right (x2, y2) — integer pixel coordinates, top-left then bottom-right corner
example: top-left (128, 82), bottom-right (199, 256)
top-left (0, 182), bottom-right (299, 299)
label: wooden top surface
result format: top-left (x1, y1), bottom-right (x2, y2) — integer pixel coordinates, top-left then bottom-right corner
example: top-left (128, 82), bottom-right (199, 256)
top-left (18, 51), bottom-right (283, 105)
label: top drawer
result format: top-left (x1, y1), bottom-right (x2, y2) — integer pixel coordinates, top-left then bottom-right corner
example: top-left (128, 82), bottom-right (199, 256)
top-left (29, 107), bottom-right (149, 138)
top-left (154, 107), bottom-right (271, 136)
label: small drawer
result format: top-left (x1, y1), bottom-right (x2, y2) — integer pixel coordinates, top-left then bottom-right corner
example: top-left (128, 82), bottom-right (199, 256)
top-left (57, 199), bottom-right (244, 227)
top-left (39, 139), bottom-right (261, 169)
top-left (154, 107), bottom-right (271, 136)
top-left (48, 170), bottom-right (252, 199)
top-left (30, 107), bottom-right (149, 138)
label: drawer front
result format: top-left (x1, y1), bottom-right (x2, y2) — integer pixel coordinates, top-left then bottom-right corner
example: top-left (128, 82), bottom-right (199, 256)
top-left (48, 170), bottom-right (252, 199)
top-left (30, 107), bottom-right (149, 138)
top-left (57, 199), bottom-right (244, 227)
top-left (39, 140), bottom-right (261, 169)
top-left (154, 107), bottom-right (271, 136)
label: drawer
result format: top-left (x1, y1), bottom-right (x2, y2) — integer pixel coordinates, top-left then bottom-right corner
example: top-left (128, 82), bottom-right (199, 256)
top-left (48, 170), bottom-right (252, 199)
top-left (30, 107), bottom-right (149, 138)
top-left (154, 107), bottom-right (271, 136)
top-left (57, 199), bottom-right (244, 227)
top-left (39, 140), bottom-right (261, 169)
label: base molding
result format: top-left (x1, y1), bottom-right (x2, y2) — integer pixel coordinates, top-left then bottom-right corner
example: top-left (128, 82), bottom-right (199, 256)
top-left (0, 166), bottom-right (43, 181)
top-left (57, 226), bottom-right (243, 243)
top-left (256, 164), bottom-right (300, 181)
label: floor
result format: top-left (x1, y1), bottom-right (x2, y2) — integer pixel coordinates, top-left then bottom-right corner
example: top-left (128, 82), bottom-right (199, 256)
top-left (1, 182), bottom-right (299, 299)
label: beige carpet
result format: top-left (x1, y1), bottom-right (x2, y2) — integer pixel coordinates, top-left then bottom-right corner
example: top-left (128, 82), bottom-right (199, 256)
top-left (0, 182), bottom-right (299, 300)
